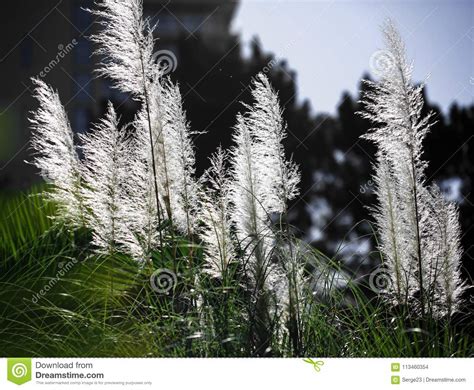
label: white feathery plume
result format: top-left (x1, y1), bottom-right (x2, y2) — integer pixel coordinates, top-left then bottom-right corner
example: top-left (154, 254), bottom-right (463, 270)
top-left (160, 78), bottom-right (199, 234)
top-left (199, 147), bottom-right (236, 279)
top-left (360, 20), bottom-right (465, 317)
top-left (90, 0), bottom-right (200, 239)
top-left (246, 73), bottom-right (306, 351)
top-left (231, 74), bottom-right (301, 275)
top-left (133, 77), bottom-right (169, 216)
top-left (231, 113), bottom-right (274, 282)
top-left (371, 152), bottom-right (416, 304)
top-left (360, 21), bottom-right (433, 176)
top-left (87, 0), bottom-right (157, 96)
top-left (89, 0), bottom-right (163, 237)
top-left (230, 76), bottom-right (303, 352)
top-left (29, 78), bottom-right (85, 226)
top-left (119, 124), bottom-right (160, 261)
top-left (80, 102), bottom-right (130, 253)
top-left (360, 20), bottom-right (433, 314)
top-left (133, 77), bottom-right (198, 234)
top-left (246, 73), bottom-right (300, 213)
top-left (424, 186), bottom-right (465, 317)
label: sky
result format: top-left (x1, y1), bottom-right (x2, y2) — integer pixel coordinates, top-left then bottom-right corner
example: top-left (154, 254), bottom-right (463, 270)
top-left (232, 0), bottom-right (473, 115)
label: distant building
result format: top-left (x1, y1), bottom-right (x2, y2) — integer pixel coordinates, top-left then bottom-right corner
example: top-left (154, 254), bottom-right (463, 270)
top-left (146, 0), bottom-right (237, 51)
top-left (0, 0), bottom-right (237, 190)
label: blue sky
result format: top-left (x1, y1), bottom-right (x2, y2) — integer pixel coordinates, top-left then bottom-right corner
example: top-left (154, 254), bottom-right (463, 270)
top-left (232, 0), bottom-right (473, 115)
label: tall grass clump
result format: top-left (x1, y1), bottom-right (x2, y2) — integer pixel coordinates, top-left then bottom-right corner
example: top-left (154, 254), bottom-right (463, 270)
top-left (359, 20), bottom-right (467, 318)
top-left (230, 74), bottom-right (303, 354)
top-left (1, 2), bottom-right (471, 359)
top-left (23, 0), bottom-right (310, 357)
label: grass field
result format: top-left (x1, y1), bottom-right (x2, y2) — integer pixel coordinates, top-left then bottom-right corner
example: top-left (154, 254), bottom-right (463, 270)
top-left (1, 188), bottom-right (472, 357)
